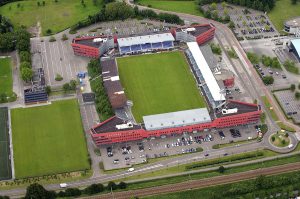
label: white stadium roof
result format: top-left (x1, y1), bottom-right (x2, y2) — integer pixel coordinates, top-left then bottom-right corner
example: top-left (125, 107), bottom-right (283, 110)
top-left (143, 108), bottom-right (211, 131)
top-left (117, 33), bottom-right (174, 47)
top-left (291, 39), bottom-right (300, 55)
top-left (187, 42), bottom-right (226, 102)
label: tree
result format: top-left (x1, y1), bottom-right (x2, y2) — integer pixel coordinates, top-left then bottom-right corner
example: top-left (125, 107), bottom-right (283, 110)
top-left (64, 188), bottom-right (81, 197)
top-left (291, 84), bottom-right (296, 91)
top-left (291, 0), bottom-right (297, 4)
top-left (62, 83), bottom-right (71, 92)
top-left (84, 184), bottom-right (104, 195)
top-left (46, 29), bottom-right (52, 35)
top-left (210, 43), bottom-right (222, 55)
top-left (105, 2), bottom-right (134, 21)
top-left (61, 34), bottom-right (68, 41)
top-left (15, 28), bottom-right (31, 52)
top-left (42, 1), bottom-right (45, 6)
top-left (271, 136), bottom-right (275, 142)
top-left (0, 93), bottom-right (7, 103)
top-left (69, 79), bottom-right (77, 90)
top-left (262, 76), bottom-right (274, 85)
top-left (210, 2), bottom-right (217, 10)
top-left (0, 32), bottom-right (15, 52)
top-left (118, 181), bottom-right (127, 189)
top-left (298, 83), bottom-right (300, 90)
top-left (21, 67), bottom-right (33, 82)
top-left (45, 86), bottom-right (51, 95)
top-left (295, 92), bottom-right (300, 100)
top-left (282, 139), bottom-right (286, 145)
top-left (37, 1), bottom-right (40, 6)
top-left (19, 51), bottom-right (31, 63)
top-left (55, 74), bottom-right (63, 81)
top-left (25, 183), bottom-right (55, 199)
top-left (218, 166), bottom-right (225, 173)
top-left (107, 181), bottom-right (117, 190)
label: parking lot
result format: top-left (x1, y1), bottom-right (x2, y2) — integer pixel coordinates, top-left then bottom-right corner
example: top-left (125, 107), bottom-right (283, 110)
top-left (202, 4), bottom-right (278, 39)
top-left (31, 37), bottom-right (90, 87)
top-left (100, 125), bottom-right (258, 170)
top-left (274, 90), bottom-right (300, 123)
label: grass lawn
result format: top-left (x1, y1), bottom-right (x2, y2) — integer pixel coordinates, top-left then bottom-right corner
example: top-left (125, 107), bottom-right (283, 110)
top-left (270, 133), bottom-right (290, 147)
top-left (0, 57), bottom-right (13, 96)
top-left (117, 51), bottom-right (206, 122)
top-left (212, 139), bottom-right (256, 149)
top-left (268, 0), bottom-right (300, 32)
top-left (277, 121), bottom-right (296, 132)
top-left (137, 0), bottom-right (203, 16)
top-left (0, 0), bottom-right (103, 35)
top-left (261, 96), bottom-right (279, 121)
top-left (11, 99), bottom-right (89, 178)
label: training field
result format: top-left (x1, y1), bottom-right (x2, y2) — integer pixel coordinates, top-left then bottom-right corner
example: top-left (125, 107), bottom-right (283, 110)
top-left (137, 0), bottom-right (203, 16)
top-left (0, 108), bottom-right (11, 180)
top-left (0, 57), bottom-right (13, 96)
top-left (0, 0), bottom-right (103, 35)
top-left (11, 99), bottom-right (89, 178)
top-left (117, 51), bottom-right (206, 122)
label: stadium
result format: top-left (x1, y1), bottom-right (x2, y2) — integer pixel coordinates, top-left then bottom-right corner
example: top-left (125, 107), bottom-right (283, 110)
top-left (72, 24), bottom-right (261, 146)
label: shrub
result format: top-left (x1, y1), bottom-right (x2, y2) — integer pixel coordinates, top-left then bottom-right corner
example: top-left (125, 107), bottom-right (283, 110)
top-left (291, 84), bottom-right (296, 91)
top-left (262, 76), bottom-right (274, 85)
top-left (55, 74), bottom-right (63, 81)
top-left (61, 34), bottom-right (68, 41)
top-left (271, 136), bottom-right (275, 142)
top-left (210, 43), bottom-right (222, 55)
top-left (49, 36), bottom-right (56, 42)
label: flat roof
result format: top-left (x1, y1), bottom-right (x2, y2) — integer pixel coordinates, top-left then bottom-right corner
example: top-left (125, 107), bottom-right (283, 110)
top-left (75, 38), bottom-right (104, 48)
top-left (291, 39), bottom-right (300, 55)
top-left (117, 33), bottom-right (174, 47)
top-left (216, 101), bottom-right (259, 118)
top-left (187, 42), bottom-right (226, 102)
top-left (285, 17), bottom-right (300, 28)
top-left (177, 25), bottom-right (212, 37)
top-left (143, 108), bottom-right (211, 131)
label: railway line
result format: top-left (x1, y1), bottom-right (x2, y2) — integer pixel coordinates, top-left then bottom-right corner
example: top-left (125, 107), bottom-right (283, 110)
top-left (82, 161), bottom-right (300, 199)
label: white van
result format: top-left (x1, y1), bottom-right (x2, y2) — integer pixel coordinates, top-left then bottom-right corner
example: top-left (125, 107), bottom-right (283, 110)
top-left (59, 183), bottom-right (68, 188)
top-left (128, 167), bottom-right (135, 172)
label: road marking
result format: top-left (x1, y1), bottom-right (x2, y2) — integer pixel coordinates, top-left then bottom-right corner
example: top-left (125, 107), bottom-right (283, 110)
top-left (42, 41), bottom-right (52, 85)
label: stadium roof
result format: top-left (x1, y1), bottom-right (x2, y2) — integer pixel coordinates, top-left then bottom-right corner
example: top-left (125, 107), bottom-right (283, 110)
top-left (187, 42), bottom-right (226, 102)
top-left (291, 39), bottom-right (300, 55)
top-left (117, 33), bottom-right (174, 47)
top-left (143, 108), bottom-right (211, 131)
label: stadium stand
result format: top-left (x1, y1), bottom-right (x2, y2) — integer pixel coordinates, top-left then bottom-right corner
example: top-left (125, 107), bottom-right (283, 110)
top-left (117, 33), bottom-right (175, 54)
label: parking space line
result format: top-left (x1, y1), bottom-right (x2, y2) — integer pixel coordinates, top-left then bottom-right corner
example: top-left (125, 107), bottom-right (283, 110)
top-left (42, 41), bottom-right (53, 85)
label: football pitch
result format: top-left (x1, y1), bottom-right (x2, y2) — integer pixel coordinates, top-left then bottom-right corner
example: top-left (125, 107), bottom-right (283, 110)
top-left (11, 99), bottom-right (89, 178)
top-left (0, 57), bottom-right (13, 96)
top-left (117, 51), bottom-right (206, 123)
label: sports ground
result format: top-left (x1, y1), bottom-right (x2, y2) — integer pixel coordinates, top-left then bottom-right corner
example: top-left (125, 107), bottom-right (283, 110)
top-left (117, 51), bottom-right (206, 123)
top-left (0, 57), bottom-right (13, 96)
top-left (0, 107), bottom-right (12, 180)
top-left (11, 99), bottom-right (89, 178)
top-left (0, 0), bottom-right (103, 35)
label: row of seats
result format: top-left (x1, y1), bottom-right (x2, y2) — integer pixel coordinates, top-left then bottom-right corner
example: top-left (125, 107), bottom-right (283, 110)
top-left (119, 41), bottom-right (174, 54)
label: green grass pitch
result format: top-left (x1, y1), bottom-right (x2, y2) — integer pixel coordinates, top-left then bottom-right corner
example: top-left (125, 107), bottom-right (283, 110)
top-left (0, 107), bottom-right (11, 180)
top-left (11, 99), bottom-right (89, 178)
top-left (0, 57), bottom-right (13, 96)
top-left (117, 51), bottom-right (207, 123)
top-left (0, 0), bottom-right (103, 35)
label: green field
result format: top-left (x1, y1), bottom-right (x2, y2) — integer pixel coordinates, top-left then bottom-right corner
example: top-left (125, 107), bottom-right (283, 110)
top-left (117, 51), bottom-right (206, 122)
top-left (0, 57), bottom-right (13, 96)
top-left (0, 108), bottom-right (11, 180)
top-left (137, 0), bottom-right (203, 16)
top-left (0, 0), bottom-right (103, 35)
top-left (268, 0), bottom-right (300, 32)
top-left (11, 99), bottom-right (89, 178)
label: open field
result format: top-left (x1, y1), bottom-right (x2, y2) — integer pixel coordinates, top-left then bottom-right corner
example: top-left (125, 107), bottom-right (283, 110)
top-left (117, 51), bottom-right (206, 122)
top-left (0, 0), bottom-right (102, 35)
top-left (137, 0), bottom-right (203, 16)
top-left (0, 57), bottom-right (13, 96)
top-left (11, 99), bottom-right (89, 178)
top-left (268, 0), bottom-right (300, 32)
top-left (0, 108), bottom-right (11, 180)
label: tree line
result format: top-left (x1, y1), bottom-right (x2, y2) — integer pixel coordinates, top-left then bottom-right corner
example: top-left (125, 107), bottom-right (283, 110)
top-left (88, 59), bottom-right (114, 120)
top-left (70, 2), bottom-right (183, 33)
top-left (197, 0), bottom-right (276, 12)
top-left (0, 0), bottom-right (21, 6)
top-left (21, 181), bottom-right (127, 199)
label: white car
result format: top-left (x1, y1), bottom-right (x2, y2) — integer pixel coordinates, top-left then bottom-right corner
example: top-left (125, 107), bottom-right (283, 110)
top-left (288, 144), bottom-right (294, 149)
top-left (59, 183), bottom-right (68, 188)
top-left (128, 167), bottom-right (135, 172)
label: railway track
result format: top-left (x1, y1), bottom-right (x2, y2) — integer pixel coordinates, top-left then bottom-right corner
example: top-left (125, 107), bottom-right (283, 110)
top-left (82, 162), bottom-right (300, 199)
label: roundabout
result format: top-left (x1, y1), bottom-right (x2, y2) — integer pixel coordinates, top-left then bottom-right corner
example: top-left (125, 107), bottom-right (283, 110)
top-left (269, 132), bottom-right (291, 148)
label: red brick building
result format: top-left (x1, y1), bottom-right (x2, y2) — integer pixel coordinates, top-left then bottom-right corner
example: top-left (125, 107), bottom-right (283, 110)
top-left (90, 101), bottom-right (261, 145)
